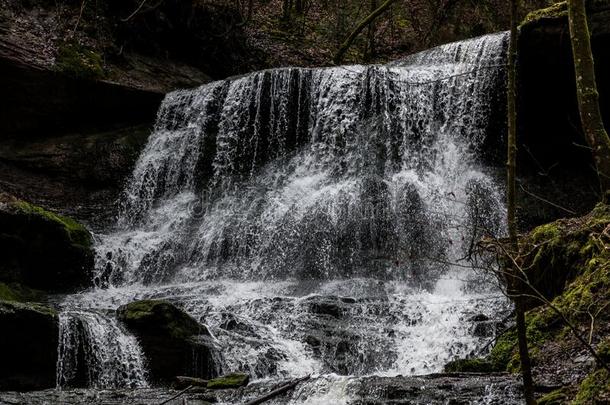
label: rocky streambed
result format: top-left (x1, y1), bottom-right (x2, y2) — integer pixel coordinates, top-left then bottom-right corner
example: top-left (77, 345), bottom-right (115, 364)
top-left (0, 373), bottom-right (522, 404)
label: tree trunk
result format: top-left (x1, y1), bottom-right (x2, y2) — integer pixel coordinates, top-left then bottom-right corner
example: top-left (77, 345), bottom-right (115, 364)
top-left (507, 0), bottom-right (536, 403)
top-left (366, 0), bottom-right (377, 60)
top-left (282, 0), bottom-right (291, 22)
top-left (568, 0), bottom-right (610, 197)
top-left (333, 0), bottom-right (396, 64)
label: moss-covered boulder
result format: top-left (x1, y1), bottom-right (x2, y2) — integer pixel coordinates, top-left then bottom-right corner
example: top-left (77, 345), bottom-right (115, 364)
top-left (0, 300), bottom-right (58, 390)
top-left (117, 300), bottom-right (218, 384)
top-left (206, 372), bottom-right (249, 389)
top-left (0, 194), bottom-right (93, 292)
top-left (0, 282), bottom-right (46, 302)
top-left (517, 203), bottom-right (610, 308)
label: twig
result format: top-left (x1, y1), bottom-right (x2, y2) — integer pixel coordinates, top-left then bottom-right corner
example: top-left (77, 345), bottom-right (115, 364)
top-left (121, 0), bottom-right (150, 22)
top-left (158, 385), bottom-right (193, 405)
top-left (518, 183), bottom-right (577, 215)
top-left (70, 0), bottom-right (87, 39)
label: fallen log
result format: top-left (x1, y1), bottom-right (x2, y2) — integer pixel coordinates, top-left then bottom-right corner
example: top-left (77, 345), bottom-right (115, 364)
top-left (174, 376), bottom-right (209, 389)
top-left (244, 375), bottom-right (311, 405)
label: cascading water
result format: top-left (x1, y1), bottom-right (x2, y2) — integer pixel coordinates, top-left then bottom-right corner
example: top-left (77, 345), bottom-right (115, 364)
top-left (56, 32), bottom-right (516, 402)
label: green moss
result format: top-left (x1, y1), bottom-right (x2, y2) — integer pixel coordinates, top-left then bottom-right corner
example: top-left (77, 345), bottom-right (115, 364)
top-left (520, 2), bottom-right (567, 28)
top-left (0, 282), bottom-right (46, 302)
top-left (573, 369), bottom-right (610, 404)
top-left (54, 41), bottom-right (105, 80)
top-left (13, 201), bottom-right (92, 248)
top-left (0, 300), bottom-right (57, 317)
top-left (489, 328), bottom-right (518, 371)
top-left (487, 312), bottom-right (554, 373)
top-left (206, 373), bottom-right (249, 389)
top-left (537, 387), bottom-right (569, 405)
top-left (444, 358), bottom-right (498, 373)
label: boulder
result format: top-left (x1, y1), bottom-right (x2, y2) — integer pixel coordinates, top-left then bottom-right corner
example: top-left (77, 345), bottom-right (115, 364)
top-left (117, 300), bottom-right (218, 384)
top-left (0, 194), bottom-right (94, 292)
top-left (0, 300), bottom-right (58, 390)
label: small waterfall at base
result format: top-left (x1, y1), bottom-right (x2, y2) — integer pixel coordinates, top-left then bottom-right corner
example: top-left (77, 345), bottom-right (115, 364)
top-left (56, 309), bottom-right (148, 389)
top-left (57, 32), bottom-right (517, 402)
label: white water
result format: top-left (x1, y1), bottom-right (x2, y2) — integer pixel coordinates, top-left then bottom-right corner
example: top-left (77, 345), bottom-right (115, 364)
top-left (56, 32), bottom-right (512, 401)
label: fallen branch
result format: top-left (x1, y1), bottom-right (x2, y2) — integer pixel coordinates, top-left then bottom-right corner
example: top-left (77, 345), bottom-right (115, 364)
top-left (158, 385), bottom-right (193, 405)
top-left (244, 375), bottom-right (310, 405)
top-left (333, 0), bottom-right (397, 64)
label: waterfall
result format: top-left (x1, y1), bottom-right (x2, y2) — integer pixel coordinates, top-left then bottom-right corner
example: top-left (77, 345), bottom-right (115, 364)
top-left (56, 309), bottom-right (148, 389)
top-left (59, 32), bottom-right (511, 394)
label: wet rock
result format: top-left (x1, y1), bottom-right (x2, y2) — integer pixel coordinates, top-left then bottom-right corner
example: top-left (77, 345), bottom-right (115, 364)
top-left (117, 300), bottom-right (218, 385)
top-left (471, 321), bottom-right (495, 338)
top-left (308, 300), bottom-right (343, 318)
top-left (469, 314), bottom-right (490, 322)
top-left (0, 300), bottom-right (58, 390)
top-left (0, 194), bottom-right (93, 292)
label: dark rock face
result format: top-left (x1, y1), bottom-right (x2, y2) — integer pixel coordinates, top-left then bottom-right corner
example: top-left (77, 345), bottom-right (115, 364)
top-left (516, 1), bottom-right (610, 228)
top-left (0, 194), bottom-right (93, 292)
top-left (0, 125), bottom-right (151, 224)
top-left (0, 56), bottom-right (163, 138)
top-left (109, 0), bottom-right (259, 80)
top-left (117, 300), bottom-right (219, 384)
top-left (0, 300), bottom-right (58, 391)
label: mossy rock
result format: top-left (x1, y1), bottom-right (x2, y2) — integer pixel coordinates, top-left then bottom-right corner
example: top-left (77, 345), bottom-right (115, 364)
top-left (537, 387), bottom-right (570, 405)
top-left (0, 300), bottom-right (58, 390)
top-left (12, 199), bottom-right (91, 248)
top-left (443, 358), bottom-right (498, 373)
top-left (573, 369), bottom-right (610, 404)
top-left (517, 203), bottom-right (610, 309)
top-left (54, 41), bottom-right (105, 80)
top-left (520, 2), bottom-right (567, 29)
top-left (117, 299), bottom-right (204, 339)
top-left (206, 372), bottom-right (250, 389)
top-left (0, 282), bottom-right (46, 302)
top-left (0, 194), bottom-right (94, 292)
top-left (118, 300), bottom-right (218, 384)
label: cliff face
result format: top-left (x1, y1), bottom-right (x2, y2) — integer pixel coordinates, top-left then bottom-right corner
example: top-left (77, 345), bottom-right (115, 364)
top-left (516, 1), bottom-right (610, 229)
top-left (1, 0), bottom-right (610, 229)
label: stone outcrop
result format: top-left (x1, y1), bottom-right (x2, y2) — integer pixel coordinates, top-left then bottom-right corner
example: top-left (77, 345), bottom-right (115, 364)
top-left (516, 0), bottom-right (610, 228)
top-left (0, 194), bottom-right (94, 292)
top-left (117, 300), bottom-right (219, 384)
top-left (0, 300), bottom-right (58, 390)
